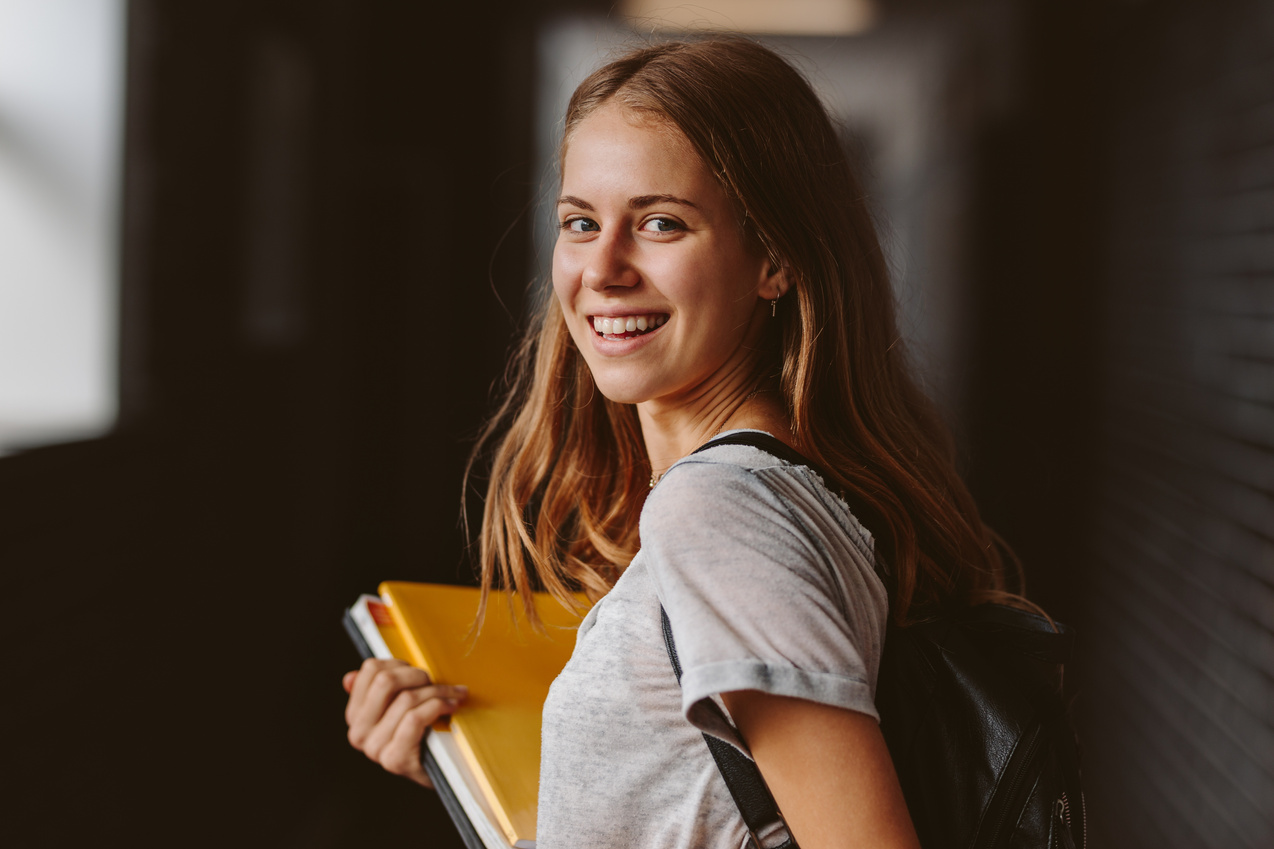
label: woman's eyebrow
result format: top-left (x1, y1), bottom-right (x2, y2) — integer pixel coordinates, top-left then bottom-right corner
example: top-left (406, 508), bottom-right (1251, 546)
top-left (555, 194), bottom-right (699, 210)
top-left (629, 194), bottom-right (698, 210)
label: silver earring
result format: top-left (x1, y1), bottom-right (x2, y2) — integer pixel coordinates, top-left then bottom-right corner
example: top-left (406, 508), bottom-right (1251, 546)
top-left (771, 298), bottom-right (778, 318)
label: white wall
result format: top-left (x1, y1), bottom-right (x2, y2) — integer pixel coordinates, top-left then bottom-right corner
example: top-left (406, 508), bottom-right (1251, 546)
top-left (0, 0), bottom-right (125, 452)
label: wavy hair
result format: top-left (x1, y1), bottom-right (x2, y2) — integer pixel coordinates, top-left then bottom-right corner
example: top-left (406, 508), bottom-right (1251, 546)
top-left (465, 36), bottom-right (1023, 626)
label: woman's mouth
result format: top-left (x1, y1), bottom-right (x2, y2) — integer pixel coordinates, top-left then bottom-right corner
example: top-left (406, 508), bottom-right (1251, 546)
top-left (591, 314), bottom-right (668, 340)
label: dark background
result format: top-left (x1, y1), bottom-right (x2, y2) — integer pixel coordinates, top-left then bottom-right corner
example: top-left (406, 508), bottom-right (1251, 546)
top-left (4, 1), bottom-right (1272, 847)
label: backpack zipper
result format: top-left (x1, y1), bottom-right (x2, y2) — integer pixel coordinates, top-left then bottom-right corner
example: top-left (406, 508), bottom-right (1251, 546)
top-left (1077, 789), bottom-right (1088, 849)
top-left (1055, 780), bottom-right (1088, 848)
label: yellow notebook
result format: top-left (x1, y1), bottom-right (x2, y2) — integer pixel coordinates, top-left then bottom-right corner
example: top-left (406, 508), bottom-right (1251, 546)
top-left (370, 582), bottom-right (584, 848)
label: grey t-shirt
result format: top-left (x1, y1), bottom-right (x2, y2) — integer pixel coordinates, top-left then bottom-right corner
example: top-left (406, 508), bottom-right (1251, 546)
top-left (536, 434), bottom-right (889, 849)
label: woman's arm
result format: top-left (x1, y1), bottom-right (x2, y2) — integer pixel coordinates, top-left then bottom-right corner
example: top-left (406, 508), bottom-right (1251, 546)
top-left (721, 691), bottom-right (920, 849)
top-left (343, 658), bottom-right (468, 787)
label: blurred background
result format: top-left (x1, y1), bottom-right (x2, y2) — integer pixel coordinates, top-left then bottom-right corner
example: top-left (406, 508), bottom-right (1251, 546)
top-left (2, 0), bottom-right (1271, 846)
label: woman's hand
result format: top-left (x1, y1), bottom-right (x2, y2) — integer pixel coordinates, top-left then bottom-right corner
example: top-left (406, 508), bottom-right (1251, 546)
top-left (343, 658), bottom-right (468, 788)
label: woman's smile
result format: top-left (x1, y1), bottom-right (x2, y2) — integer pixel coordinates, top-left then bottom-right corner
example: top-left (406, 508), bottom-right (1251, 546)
top-left (584, 312), bottom-right (668, 357)
top-left (590, 313), bottom-right (668, 339)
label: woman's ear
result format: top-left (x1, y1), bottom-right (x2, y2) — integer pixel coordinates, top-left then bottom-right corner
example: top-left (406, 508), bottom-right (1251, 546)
top-left (759, 261), bottom-right (789, 302)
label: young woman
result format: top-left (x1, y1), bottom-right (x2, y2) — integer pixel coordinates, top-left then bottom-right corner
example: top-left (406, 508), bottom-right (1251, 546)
top-left (344, 37), bottom-right (1023, 849)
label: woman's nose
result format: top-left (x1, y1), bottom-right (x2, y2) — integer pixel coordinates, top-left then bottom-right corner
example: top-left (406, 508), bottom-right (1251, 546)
top-left (581, 232), bottom-right (639, 291)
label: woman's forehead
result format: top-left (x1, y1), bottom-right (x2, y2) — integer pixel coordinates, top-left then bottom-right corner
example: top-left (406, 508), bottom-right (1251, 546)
top-left (560, 105), bottom-right (709, 189)
top-left (565, 103), bottom-right (691, 157)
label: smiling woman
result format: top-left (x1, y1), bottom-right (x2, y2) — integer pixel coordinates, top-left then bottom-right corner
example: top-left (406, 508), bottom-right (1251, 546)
top-left (343, 36), bottom-right (1035, 849)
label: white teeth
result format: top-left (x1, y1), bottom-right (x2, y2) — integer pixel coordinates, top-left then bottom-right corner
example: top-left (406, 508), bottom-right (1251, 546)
top-left (591, 314), bottom-right (666, 336)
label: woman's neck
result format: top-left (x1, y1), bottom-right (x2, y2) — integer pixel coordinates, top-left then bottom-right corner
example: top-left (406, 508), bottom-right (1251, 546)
top-left (638, 384), bottom-right (793, 483)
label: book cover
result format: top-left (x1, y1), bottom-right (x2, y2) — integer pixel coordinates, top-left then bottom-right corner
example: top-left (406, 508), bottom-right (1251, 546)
top-left (378, 582), bottom-right (583, 848)
top-left (347, 583), bottom-right (583, 848)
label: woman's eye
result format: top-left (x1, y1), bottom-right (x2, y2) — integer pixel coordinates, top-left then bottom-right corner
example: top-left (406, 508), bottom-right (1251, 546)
top-left (640, 217), bottom-right (682, 233)
top-left (562, 217), bottom-right (599, 233)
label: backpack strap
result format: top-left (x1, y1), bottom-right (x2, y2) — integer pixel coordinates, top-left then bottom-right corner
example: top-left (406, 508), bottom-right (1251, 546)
top-left (691, 431), bottom-right (826, 478)
top-left (660, 606), bottom-right (798, 849)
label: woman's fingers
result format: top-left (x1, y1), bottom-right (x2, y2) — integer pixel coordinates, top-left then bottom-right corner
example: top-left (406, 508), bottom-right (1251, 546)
top-left (373, 687), bottom-right (469, 786)
top-left (358, 683), bottom-right (469, 761)
top-left (345, 658), bottom-right (431, 729)
top-left (342, 658), bottom-right (468, 789)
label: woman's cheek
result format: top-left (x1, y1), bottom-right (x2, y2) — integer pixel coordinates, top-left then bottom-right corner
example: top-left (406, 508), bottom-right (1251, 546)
top-left (551, 253), bottom-right (581, 310)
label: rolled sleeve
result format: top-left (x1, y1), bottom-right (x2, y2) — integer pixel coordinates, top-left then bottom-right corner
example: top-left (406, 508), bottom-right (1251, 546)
top-left (641, 447), bottom-right (888, 746)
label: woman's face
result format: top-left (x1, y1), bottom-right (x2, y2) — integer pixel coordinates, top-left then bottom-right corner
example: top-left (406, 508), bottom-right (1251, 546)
top-left (553, 104), bottom-right (777, 410)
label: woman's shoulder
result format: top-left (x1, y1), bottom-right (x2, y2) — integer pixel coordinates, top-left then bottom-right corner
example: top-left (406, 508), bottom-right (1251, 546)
top-left (644, 431), bottom-right (873, 557)
top-left (639, 431), bottom-right (887, 661)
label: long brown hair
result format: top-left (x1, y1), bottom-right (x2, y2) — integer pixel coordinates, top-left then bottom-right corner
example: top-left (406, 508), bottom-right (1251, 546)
top-left (466, 36), bottom-right (1022, 626)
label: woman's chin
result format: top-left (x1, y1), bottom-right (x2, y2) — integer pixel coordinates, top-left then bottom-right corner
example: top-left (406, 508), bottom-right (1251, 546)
top-left (591, 384), bottom-right (649, 407)
top-left (585, 373), bottom-right (664, 407)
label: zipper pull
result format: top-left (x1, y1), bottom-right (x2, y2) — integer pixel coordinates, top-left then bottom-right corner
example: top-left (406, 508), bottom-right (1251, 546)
top-left (1052, 795), bottom-right (1077, 849)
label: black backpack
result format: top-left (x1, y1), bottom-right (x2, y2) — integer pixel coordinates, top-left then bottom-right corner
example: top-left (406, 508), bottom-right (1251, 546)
top-left (664, 432), bottom-right (1085, 849)
top-left (876, 603), bottom-right (1085, 849)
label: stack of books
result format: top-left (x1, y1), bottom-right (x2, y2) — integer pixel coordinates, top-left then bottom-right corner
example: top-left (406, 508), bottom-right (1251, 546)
top-left (344, 582), bottom-right (583, 849)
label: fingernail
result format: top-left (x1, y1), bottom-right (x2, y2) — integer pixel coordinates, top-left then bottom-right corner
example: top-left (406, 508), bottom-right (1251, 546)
top-left (453, 685), bottom-right (469, 698)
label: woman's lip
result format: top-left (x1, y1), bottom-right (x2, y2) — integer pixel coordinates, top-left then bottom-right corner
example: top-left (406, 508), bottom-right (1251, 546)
top-left (586, 316), bottom-right (666, 353)
top-left (586, 311), bottom-right (669, 321)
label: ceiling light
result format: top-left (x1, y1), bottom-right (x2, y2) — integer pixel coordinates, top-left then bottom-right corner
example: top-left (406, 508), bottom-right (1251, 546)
top-left (620, 0), bottom-right (878, 37)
